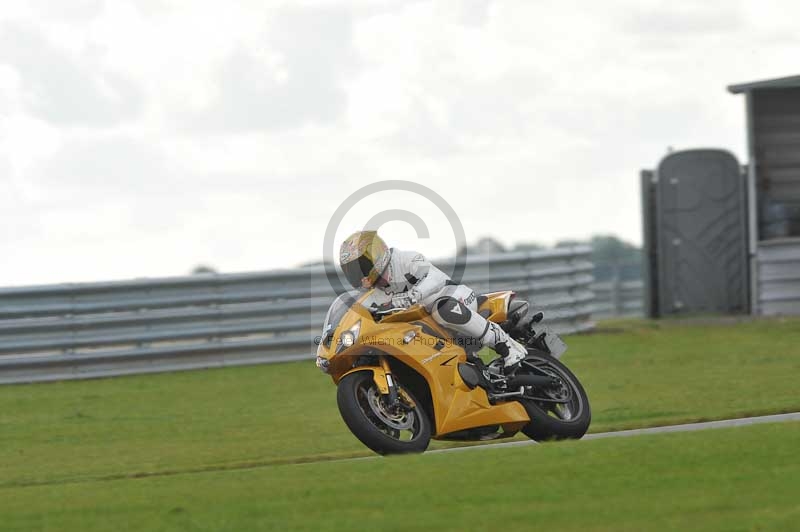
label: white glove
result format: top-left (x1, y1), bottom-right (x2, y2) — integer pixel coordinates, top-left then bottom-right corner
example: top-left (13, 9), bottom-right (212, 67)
top-left (391, 292), bottom-right (416, 308)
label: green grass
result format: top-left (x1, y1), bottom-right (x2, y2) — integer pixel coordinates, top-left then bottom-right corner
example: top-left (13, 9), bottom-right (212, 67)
top-left (2, 421), bottom-right (798, 531)
top-left (0, 318), bottom-right (798, 490)
top-left (569, 317), bottom-right (800, 430)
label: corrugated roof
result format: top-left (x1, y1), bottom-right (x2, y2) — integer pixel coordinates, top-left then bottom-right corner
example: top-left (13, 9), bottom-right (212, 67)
top-left (728, 74), bottom-right (800, 94)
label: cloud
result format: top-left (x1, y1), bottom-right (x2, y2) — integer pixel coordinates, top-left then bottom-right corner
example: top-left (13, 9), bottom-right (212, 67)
top-left (452, 0), bottom-right (493, 27)
top-left (27, 134), bottom-right (210, 235)
top-left (26, 0), bottom-right (106, 21)
top-left (623, 3), bottom-right (745, 36)
top-left (378, 98), bottom-right (462, 157)
top-left (179, 5), bottom-right (359, 133)
top-left (448, 68), bottom-right (549, 138)
top-left (30, 136), bottom-right (171, 197)
top-left (0, 158), bottom-right (46, 245)
top-left (3, 0), bottom-right (800, 286)
top-left (0, 22), bottom-right (144, 127)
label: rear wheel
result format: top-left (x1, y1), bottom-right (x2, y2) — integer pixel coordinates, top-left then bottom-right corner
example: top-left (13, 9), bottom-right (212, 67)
top-left (518, 353), bottom-right (591, 441)
top-left (337, 371), bottom-right (431, 455)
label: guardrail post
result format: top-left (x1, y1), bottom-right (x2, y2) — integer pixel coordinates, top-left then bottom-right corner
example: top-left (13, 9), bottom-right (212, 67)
top-left (612, 264), bottom-right (622, 317)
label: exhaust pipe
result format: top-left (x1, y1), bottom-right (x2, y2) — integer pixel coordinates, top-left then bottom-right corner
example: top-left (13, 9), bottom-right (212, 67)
top-left (507, 374), bottom-right (558, 388)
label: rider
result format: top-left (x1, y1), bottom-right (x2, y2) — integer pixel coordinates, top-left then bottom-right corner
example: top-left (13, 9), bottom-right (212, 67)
top-left (339, 230), bottom-right (528, 371)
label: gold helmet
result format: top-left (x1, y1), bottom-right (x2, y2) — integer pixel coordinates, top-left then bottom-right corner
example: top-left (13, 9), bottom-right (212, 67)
top-left (339, 230), bottom-right (390, 288)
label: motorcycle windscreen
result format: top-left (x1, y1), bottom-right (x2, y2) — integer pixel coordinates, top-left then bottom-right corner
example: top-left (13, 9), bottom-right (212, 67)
top-left (320, 290), bottom-right (364, 343)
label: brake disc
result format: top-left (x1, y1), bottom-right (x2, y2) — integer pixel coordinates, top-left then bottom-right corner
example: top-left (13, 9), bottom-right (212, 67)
top-left (366, 386), bottom-right (415, 430)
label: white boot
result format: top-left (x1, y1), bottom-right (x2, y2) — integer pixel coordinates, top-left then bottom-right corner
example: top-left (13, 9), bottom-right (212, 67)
top-left (481, 323), bottom-right (528, 369)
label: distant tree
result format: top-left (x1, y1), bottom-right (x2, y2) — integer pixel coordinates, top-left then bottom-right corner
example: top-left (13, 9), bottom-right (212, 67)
top-left (590, 235), bottom-right (641, 263)
top-left (191, 264), bottom-right (218, 275)
top-left (513, 241), bottom-right (545, 251)
top-left (458, 237), bottom-right (506, 256)
top-left (554, 239), bottom-right (587, 248)
top-left (475, 237), bottom-right (505, 254)
top-left (589, 235), bottom-right (642, 281)
top-left (551, 235), bottom-right (641, 261)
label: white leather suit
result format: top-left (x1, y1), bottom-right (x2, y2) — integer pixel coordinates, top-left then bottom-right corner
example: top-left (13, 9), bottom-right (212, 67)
top-left (366, 249), bottom-right (522, 358)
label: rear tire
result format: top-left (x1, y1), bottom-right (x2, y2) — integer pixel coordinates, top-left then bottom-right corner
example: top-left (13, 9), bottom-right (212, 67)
top-left (337, 371), bottom-right (431, 455)
top-left (518, 353), bottom-right (591, 441)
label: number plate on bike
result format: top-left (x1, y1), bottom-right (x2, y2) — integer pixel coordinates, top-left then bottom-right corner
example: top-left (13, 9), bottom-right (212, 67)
top-left (533, 325), bottom-right (568, 359)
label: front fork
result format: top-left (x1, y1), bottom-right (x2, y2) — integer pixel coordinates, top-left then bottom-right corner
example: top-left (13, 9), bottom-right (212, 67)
top-left (379, 356), bottom-right (399, 405)
top-left (340, 355), bottom-right (415, 408)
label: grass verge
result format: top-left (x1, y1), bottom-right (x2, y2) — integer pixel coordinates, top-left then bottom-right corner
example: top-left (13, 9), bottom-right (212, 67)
top-left (0, 318), bottom-right (798, 487)
top-left (1, 421), bottom-right (798, 531)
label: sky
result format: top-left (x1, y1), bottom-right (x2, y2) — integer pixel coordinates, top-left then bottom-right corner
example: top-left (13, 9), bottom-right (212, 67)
top-left (1, 0), bottom-right (798, 286)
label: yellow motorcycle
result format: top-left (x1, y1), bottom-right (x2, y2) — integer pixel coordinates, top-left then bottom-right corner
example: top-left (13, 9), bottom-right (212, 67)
top-left (315, 290), bottom-right (591, 454)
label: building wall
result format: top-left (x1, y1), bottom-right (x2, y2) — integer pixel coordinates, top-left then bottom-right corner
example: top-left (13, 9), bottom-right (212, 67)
top-left (753, 87), bottom-right (800, 239)
top-left (756, 238), bottom-right (800, 315)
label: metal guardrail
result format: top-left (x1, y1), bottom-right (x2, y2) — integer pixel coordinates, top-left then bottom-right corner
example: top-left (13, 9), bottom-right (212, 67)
top-left (590, 259), bottom-right (645, 319)
top-left (756, 237), bottom-right (800, 316)
top-left (591, 279), bottom-right (645, 319)
top-left (0, 246), bottom-right (594, 384)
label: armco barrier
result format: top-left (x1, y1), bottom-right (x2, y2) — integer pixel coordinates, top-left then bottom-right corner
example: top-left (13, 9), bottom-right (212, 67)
top-left (0, 246), bottom-right (594, 384)
top-left (591, 279), bottom-right (644, 319)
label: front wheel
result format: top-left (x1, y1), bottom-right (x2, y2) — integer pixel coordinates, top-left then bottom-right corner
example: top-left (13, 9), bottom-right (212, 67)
top-left (337, 371), bottom-right (431, 455)
top-left (518, 353), bottom-right (591, 441)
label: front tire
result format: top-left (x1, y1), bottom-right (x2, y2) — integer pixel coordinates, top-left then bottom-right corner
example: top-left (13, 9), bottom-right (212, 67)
top-left (337, 371), bottom-right (432, 455)
top-left (518, 353), bottom-right (591, 441)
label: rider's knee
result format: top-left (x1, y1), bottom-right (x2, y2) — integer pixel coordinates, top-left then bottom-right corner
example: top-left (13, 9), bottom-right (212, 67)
top-left (433, 297), bottom-right (471, 325)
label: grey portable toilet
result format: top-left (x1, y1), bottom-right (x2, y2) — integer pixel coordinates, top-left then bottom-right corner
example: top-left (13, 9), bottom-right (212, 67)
top-left (641, 150), bottom-right (749, 317)
top-left (729, 75), bottom-right (800, 315)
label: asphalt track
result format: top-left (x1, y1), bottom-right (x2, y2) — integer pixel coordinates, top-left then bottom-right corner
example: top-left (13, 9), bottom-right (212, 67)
top-left (426, 412), bottom-right (800, 455)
